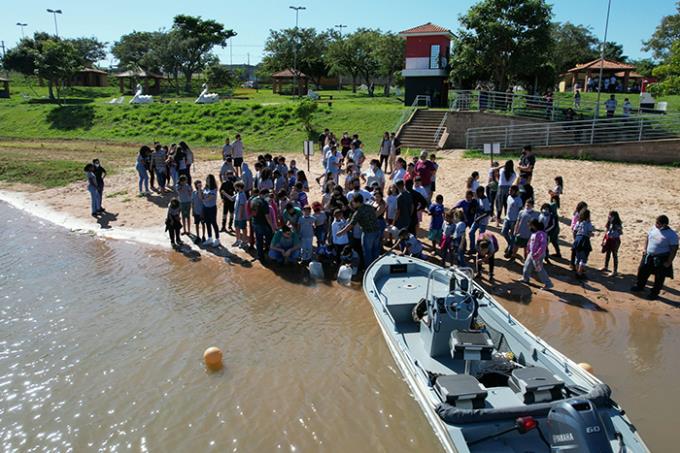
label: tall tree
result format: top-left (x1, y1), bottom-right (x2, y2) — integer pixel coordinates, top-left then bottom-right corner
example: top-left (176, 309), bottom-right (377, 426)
top-left (36, 40), bottom-right (82, 102)
top-left (451, 0), bottom-right (553, 91)
top-left (261, 28), bottom-right (330, 89)
top-left (70, 37), bottom-right (107, 66)
top-left (171, 15), bottom-right (236, 92)
top-left (111, 31), bottom-right (163, 72)
top-left (550, 22), bottom-right (599, 75)
top-left (643, 2), bottom-right (680, 60)
top-left (651, 41), bottom-right (680, 96)
top-left (349, 29), bottom-right (381, 96)
top-left (326, 36), bottom-right (362, 92)
top-left (376, 32), bottom-right (405, 96)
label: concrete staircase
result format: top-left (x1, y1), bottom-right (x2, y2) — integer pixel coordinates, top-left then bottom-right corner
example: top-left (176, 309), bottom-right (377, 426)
top-left (397, 109), bottom-right (448, 151)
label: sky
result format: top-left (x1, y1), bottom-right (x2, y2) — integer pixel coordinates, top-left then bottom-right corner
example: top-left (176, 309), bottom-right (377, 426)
top-left (1, 0), bottom-right (676, 66)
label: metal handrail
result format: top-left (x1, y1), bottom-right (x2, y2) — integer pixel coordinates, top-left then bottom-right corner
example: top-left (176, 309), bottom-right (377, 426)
top-left (433, 111), bottom-right (448, 145)
top-left (449, 89), bottom-right (642, 121)
top-left (465, 113), bottom-right (680, 150)
top-left (394, 95), bottom-right (431, 131)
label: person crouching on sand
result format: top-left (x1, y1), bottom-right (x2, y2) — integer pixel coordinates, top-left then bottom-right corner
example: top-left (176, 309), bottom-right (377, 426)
top-left (390, 228), bottom-right (424, 259)
top-left (476, 232), bottom-right (498, 281)
top-left (165, 198), bottom-right (183, 248)
top-left (268, 225), bottom-right (302, 264)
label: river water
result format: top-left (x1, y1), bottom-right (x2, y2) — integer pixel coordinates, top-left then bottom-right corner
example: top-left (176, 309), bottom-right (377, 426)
top-left (0, 201), bottom-right (678, 452)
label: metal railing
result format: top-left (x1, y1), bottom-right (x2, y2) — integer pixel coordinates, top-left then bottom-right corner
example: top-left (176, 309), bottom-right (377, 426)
top-left (394, 95), bottom-right (431, 131)
top-left (450, 89), bottom-right (621, 121)
top-left (434, 111), bottom-right (448, 145)
top-left (465, 113), bottom-right (680, 150)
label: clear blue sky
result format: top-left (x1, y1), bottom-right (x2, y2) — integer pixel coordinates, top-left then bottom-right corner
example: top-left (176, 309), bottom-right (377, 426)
top-left (2, 0), bottom-right (675, 66)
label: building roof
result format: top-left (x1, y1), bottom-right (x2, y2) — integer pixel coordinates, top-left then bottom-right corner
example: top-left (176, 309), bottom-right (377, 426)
top-left (115, 69), bottom-right (165, 79)
top-left (399, 22), bottom-right (454, 37)
top-left (79, 67), bottom-right (107, 75)
top-left (568, 58), bottom-right (636, 73)
top-left (271, 69), bottom-right (307, 78)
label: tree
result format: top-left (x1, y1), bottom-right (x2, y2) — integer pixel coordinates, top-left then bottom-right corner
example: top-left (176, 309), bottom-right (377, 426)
top-left (375, 32), bottom-right (405, 96)
top-left (171, 15), bottom-right (236, 92)
top-left (294, 98), bottom-right (318, 136)
top-left (261, 28), bottom-right (330, 89)
top-left (629, 58), bottom-right (658, 77)
top-left (550, 22), bottom-right (599, 75)
top-left (204, 61), bottom-right (237, 89)
top-left (36, 40), bottom-right (82, 102)
top-left (651, 41), bottom-right (680, 96)
top-left (602, 42), bottom-right (626, 62)
top-left (70, 37), bottom-right (107, 66)
top-left (643, 1), bottom-right (680, 60)
top-left (451, 0), bottom-right (553, 91)
top-left (326, 36), bottom-right (362, 92)
top-left (348, 29), bottom-right (381, 96)
top-left (112, 31), bottom-right (164, 72)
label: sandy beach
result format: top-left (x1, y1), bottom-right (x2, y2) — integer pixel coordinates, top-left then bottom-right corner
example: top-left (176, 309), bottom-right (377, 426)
top-left (1, 143), bottom-right (679, 317)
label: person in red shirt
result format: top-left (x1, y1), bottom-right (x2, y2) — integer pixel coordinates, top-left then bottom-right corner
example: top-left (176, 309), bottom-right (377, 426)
top-left (415, 151), bottom-right (437, 200)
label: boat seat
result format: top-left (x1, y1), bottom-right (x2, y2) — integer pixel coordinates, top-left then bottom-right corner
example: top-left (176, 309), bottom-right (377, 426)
top-left (435, 374), bottom-right (488, 409)
top-left (508, 366), bottom-right (565, 404)
top-left (450, 330), bottom-right (494, 361)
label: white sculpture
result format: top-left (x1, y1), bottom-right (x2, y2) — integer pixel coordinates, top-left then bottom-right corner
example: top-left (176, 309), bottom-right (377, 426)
top-left (195, 83), bottom-right (219, 104)
top-left (129, 84), bottom-right (153, 104)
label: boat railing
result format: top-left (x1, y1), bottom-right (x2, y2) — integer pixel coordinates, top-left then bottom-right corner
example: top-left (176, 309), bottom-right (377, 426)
top-left (376, 290), bottom-right (397, 326)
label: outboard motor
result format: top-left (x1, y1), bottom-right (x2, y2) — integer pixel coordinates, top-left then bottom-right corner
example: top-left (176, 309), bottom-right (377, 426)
top-left (547, 399), bottom-right (613, 453)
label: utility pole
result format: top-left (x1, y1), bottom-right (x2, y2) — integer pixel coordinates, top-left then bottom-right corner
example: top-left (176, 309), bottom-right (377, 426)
top-left (289, 6), bottom-right (306, 96)
top-left (334, 24), bottom-right (347, 90)
top-left (594, 0), bottom-right (612, 120)
top-left (46, 9), bottom-right (62, 38)
top-left (16, 23), bottom-right (28, 39)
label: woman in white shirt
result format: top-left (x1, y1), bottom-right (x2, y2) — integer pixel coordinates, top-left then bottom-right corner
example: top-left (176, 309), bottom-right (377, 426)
top-left (390, 158), bottom-right (406, 184)
top-left (497, 160), bottom-right (516, 224)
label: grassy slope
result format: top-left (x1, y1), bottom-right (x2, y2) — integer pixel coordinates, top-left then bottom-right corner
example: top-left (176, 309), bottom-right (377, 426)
top-left (0, 84), bottom-right (403, 154)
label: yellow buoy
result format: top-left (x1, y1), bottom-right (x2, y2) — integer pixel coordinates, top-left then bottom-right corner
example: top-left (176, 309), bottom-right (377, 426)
top-left (203, 347), bottom-right (223, 371)
top-left (578, 362), bottom-right (594, 374)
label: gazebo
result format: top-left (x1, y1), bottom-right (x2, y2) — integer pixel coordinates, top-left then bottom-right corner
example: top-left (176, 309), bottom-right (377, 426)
top-left (115, 69), bottom-right (165, 95)
top-left (567, 58), bottom-right (637, 92)
top-left (72, 68), bottom-right (108, 87)
top-left (272, 69), bottom-right (308, 95)
top-left (0, 77), bottom-right (9, 99)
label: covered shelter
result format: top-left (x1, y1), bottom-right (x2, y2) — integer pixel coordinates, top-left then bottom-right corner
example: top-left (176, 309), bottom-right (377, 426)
top-left (72, 68), bottom-right (108, 87)
top-left (0, 77), bottom-right (9, 99)
top-left (115, 69), bottom-right (165, 95)
top-left (272, 69), bottom-right (308, 95)
top-left (566, 58), bottom-right (637, 92)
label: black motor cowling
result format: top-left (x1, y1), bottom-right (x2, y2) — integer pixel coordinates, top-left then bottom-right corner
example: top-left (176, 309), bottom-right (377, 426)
top-left (547, 399), bottom-right (613, 453)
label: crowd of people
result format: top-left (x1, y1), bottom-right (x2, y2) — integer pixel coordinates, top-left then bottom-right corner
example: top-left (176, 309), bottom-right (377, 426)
top-left (83, 132), bottom-right (678, 300)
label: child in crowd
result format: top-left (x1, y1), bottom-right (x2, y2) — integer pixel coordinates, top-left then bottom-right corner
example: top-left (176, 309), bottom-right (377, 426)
top-left (298, 205), bottom-right (316, 261)
top-left (287, 169), bottom-right (297, 189)
top-left (331, 209), bottom-right (350, 261)
top-left (165, 198), bottom-right (183, 248)
top-left (469, 186), bottom-right (491, 253)
top-left (502, 185), bottom-right (522, 258)
top-left (293, 182), bottom-right (308, 208)
top-left (391, 228), bottom-right (424, 259)
top-left (549, 176), bottom-right (564, 211)
top-left (340, 245), bottom-right (360, 276)
top-left (177, 175), bottom-right (192, 235)
top-left (466, 171), bottom-right (480, 193)
top-left (414, 177), bottom-right (428, 221)
top-left (428, 194), bottom-right (445, 254)
top-left (312, 202), bottom-right (327, 248)
top-left (570, 201), bottom-right (588, 269)
top-left (273, 170), bottom-right (286, 193)
top-left (386, 184), bottom-right (398, 226)
top-left (429, 153), bottom-right (439, 194)
top-left (219, 170), bottom-right (236, 232)
top-left (233, 181), bottom-right (248, 248)
top-left (601, 211), bottom-right (623, 276)
top-left (512, 198), bottom-right (539, 261)
top-left (487, 162), bottom-right (499, 221)
top-left (539, 202), bottom-right (559, 262)
top-left (191, 180), bottom-right (206, 243)
top-left (451, 210), bottom-right (468, 266)
top-left (476, 232), bottom-right (498, 280)
top-left (572, 209), bottom-right (594, 279)
top-left (520, 219), bottom-right (553, 290)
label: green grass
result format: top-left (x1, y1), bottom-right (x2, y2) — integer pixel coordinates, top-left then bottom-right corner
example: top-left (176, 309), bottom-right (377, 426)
top-left (0, 151), bottom-right (86, 187)
top-left (0, 83), bottom-right (404, 153)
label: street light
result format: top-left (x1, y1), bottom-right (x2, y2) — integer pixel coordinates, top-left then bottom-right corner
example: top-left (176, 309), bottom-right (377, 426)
top-left (16, 23), bottom-right (28, 39)
top-left (334, 25), bottom-right (348, 90)
top-left (289, 5), bottom-right (306, 96)
top-left (46, 9), bottom-right (62, 37)
top-left (594, 0), bottom-right (612, 119)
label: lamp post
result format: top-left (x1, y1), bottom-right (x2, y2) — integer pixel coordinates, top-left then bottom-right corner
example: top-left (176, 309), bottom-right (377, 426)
top-left (334, 24), bottom-right (348, 90)
top-left (289, 5), bottom-right (306, 96)
top-left (46, 9), bottom-right (62, 37)
top-left (594, 0), bottom-right (612, 119)
top-left (16, 23), bottom-right (28, 39)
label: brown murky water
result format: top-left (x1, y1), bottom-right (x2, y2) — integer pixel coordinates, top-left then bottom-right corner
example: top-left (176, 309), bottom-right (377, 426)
top-left (0, 201), bottom-right (678, 452)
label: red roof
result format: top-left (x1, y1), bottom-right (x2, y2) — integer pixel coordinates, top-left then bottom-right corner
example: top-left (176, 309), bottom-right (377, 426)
top-left (399, 22), bottom-right (452, 35)
top-left (568, 58), bottom-right (636, 73)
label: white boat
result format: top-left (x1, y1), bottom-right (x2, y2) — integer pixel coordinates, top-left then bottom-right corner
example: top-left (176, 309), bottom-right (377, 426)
top-left (362, 254), bottom-right (649, 453)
